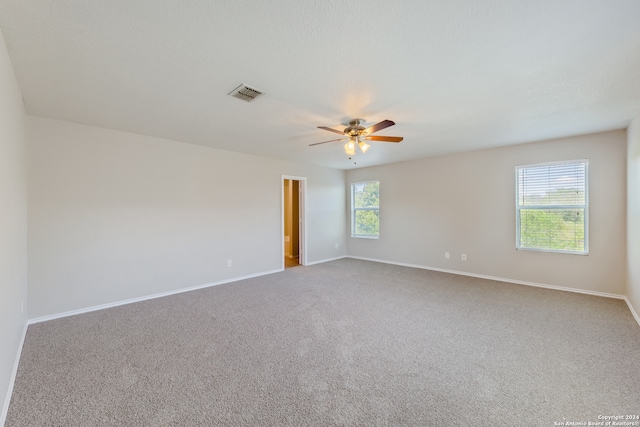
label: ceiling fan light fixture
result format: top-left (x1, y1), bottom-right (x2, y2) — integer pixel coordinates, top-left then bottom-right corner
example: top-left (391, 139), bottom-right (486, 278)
top-left (344, 139), bottom-right (356, 156)
top-left (358, 139), bottom-right (371, 153)
top-left (313, 119), bottom-right (402, 157)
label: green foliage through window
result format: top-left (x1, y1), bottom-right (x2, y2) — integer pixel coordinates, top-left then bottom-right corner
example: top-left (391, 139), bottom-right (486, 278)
top-left (519, 209), bottom-right (585, 252)
top-left (352, 181), bottom-right (379, 237)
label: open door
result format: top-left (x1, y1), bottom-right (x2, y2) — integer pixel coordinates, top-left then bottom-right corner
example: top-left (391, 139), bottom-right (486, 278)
top-left (282, 176), bottom-right (306, 269)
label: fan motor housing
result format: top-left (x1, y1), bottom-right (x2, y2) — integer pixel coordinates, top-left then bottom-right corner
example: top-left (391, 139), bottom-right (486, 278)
top-left (345, 120), bottom-right (366, 136)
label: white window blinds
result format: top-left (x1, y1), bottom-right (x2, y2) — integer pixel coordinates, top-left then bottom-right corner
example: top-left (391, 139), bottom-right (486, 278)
top-left (515, 160), bottom-right (588, 254)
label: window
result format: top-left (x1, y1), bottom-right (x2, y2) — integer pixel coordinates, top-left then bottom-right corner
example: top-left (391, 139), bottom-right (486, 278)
top-left (351, 181), bottom-right (379, 238)
top-left (516, 160), bottom-right (588, 254)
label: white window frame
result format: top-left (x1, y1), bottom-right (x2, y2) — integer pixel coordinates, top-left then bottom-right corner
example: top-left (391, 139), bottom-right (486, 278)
top-left (515, 160), bottom-right (589, 255)
top-left (351, 180), bottom-right (380, 239)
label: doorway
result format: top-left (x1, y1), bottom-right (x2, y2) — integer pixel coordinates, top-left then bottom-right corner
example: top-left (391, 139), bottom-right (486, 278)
top-left (282, 176), bottom-right (306, 269)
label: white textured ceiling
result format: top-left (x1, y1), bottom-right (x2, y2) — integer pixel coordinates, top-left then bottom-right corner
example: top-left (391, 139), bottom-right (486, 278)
top-left (1, 0), bottom-right (639, 169)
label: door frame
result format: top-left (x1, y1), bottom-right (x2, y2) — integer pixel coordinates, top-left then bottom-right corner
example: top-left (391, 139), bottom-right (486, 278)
top-left (281, 175), bottom-right (307, 269)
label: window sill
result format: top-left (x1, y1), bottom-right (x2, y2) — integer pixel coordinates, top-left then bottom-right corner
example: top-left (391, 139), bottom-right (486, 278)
top-left (351, 235), bottom-right (379, 239)
top-left (516, 247), bottom-right (588, 255)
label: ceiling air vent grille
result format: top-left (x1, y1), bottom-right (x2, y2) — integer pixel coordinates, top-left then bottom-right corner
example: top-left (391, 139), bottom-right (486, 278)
top-left (228, 84), bottom-right (263, 102)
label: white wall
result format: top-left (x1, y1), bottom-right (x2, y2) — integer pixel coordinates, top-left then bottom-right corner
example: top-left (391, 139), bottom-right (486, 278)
top-left (628, 117), bottom-right (640, 319)
top-left (0, 29), bottom-right (28, 425)
top-left (28, 117), bottom-right (346, 319)
top-left (347, 131), bottom-right (627, 295)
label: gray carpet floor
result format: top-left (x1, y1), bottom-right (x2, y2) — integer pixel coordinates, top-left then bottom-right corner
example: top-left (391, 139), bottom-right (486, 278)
top-left (6, 259), bottom-right (640, 426)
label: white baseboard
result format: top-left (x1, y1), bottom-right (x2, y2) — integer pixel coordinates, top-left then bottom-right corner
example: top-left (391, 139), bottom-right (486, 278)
top-left (304, 255), bottom-right (347, 266)
top-left (28, 269), bottom-right (282, 325)
top-left (21, 254), bottom-right (640, 326)
top-left (28, 257), bottom-right (352, 325)
top-left (347, 256), bottom-right (627, 300)
top-left (624, 297), bottom-right (640, 328)
top-left (346, 257), bottom-right (640, 328)
top-left (1, 321), bottom-right (28, 427)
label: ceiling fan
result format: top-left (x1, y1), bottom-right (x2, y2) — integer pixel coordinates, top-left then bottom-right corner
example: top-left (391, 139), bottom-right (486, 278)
top-left (310, 119), bottom-right (403, 156)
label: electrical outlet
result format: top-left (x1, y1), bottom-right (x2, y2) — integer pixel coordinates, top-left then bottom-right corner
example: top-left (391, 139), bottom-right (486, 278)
top-left (335, 243), bottom-right (339, 249)
top-left (226, 260), bottom-right (232, 267)
top-left (445, 252), bottom-right (450, 259)
top-left (461, 254), bottom-right (467, 261)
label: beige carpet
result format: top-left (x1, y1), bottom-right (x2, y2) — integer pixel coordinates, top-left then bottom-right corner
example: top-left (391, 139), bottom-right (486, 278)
top-left (6, 259), bottom-right (640, 426)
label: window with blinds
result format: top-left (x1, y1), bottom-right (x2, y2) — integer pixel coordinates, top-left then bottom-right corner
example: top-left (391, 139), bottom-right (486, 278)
top-left (515, 160), bottom-right (588, 254)
top-left (351, 181), bottom-right (379, 238)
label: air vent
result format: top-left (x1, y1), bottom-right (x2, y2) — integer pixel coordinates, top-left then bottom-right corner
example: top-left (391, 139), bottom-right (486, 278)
top-left (228, 84), bottom-right (263, 102)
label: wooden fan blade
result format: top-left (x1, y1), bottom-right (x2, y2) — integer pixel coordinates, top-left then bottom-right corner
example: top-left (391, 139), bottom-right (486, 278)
top-left (365, 119), bottom-right (395, 134)
top-left (317, 126), bottom-right (345, 135)
top-left (309, 137), bottom-right (347, 146)
top-left (365, 135), bottom-right (403, 143)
